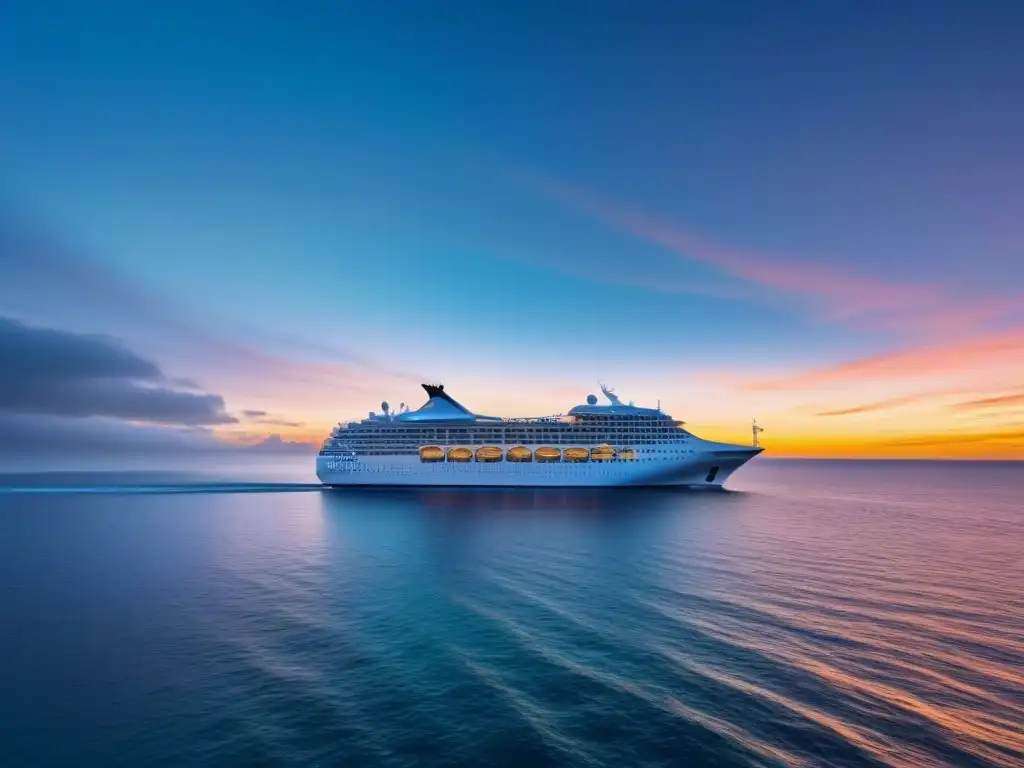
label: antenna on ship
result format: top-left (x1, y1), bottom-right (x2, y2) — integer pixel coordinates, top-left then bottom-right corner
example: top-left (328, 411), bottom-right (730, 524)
top-left (599, 382), bottom-right (622, 406)
top-left (752, 418), bottom-right (764, 448)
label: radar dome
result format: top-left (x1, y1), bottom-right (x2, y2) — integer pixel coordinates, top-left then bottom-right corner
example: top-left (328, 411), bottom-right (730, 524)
top-left (586, 394), bottom-right (598, 405)
top-left (381, 401), bottom-right (390, 414)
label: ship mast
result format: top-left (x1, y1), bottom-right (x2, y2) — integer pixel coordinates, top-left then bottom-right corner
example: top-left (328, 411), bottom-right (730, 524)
top-left (752, 418), bottom-right (764, 448)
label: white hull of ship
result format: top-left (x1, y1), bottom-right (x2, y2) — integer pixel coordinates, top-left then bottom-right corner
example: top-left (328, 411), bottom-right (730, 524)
top-left (317, 442), bottom-right (761, 489)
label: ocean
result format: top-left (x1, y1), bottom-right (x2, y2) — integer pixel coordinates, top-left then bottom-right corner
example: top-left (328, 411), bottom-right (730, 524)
top-left (0, 459), bottom-right (1021, 767)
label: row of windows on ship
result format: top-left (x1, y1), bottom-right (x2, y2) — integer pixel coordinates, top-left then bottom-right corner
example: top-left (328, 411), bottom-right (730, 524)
top-left (339, 423), bottom-right (682, 433)
top-left (330, 430), bottom-right (689, 444)
top-left (415, 445), bottom-right (635, 463)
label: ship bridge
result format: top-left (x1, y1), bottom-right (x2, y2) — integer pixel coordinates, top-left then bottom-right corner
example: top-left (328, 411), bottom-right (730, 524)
top-left (567, 384), bottom-right (665, 419)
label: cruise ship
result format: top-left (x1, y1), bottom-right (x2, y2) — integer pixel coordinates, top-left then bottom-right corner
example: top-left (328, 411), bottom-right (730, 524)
top-left (316, 383), bottom-right (764, 488)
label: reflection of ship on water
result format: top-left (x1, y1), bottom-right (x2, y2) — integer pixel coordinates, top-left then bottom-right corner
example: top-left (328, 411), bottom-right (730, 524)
top-left (317, 383), bottom-right (763, 488)
top-left (317, 488), bottom-right (736, 541)
top-left (321, 486), bottom-right (705, 516)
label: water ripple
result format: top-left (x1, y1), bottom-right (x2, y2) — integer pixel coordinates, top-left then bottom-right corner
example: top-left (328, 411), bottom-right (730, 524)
top-left (1, 460), bottom-right (1022, 767)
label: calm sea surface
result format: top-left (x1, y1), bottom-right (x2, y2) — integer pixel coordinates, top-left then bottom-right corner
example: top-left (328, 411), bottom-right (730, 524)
top-left (1, 459), bottom-right (1021, 767)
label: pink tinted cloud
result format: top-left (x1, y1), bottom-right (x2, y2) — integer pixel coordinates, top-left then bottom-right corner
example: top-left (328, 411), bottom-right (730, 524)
top-left (747, 328), bottom-right (1024, 390)
top-left (529, 174), bottom-right (1019, 337)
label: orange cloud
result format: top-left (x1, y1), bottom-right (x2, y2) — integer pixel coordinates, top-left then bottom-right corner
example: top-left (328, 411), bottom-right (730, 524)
top-left (212, 431), bottom-right (320, 453)
top-left (214, 425), bottom-right (323, 447)
top-left (526, 172), bottom-right (1021, 337)
top-left (949, 392), bottom-right (1024, 411)
top-left (814, 389), bottom-right (969, 416)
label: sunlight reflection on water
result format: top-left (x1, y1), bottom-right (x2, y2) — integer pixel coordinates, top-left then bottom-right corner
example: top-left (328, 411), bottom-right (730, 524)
top-left (0, 459), bottom-right (1021, 766)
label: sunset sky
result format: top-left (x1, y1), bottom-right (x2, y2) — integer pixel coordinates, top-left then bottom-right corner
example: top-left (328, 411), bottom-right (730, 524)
top-left (1, 2), bottom-right (1022, 459)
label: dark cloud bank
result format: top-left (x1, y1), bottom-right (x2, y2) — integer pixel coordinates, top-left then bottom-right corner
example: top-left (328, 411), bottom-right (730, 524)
top-left (0, 316), bottom-right (235, 425)
top-left (0, 316), bottom-right (316, 456)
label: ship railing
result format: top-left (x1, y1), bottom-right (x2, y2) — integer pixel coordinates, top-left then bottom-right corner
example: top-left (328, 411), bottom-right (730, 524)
top-left (499, 415), bottom-right (566, 424)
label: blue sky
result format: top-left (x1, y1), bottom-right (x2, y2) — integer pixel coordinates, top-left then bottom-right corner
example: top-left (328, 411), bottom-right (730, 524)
top-left (1, 1), bottom-right (1023, 456)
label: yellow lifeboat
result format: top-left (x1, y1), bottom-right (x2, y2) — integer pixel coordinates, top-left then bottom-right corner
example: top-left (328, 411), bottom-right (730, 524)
top-left (618, 449), bottom-right (638, 461)
top-left (419, 446), bottom-right (444, 462)
top-left (591, 444), bottom-right (616, 461)
top-left (447, 447), bottom-right (472, 462)
top-left (564, 447), bottom-right (589, 462)
top-left (506, 446), bottom-right (532, 462)
top-left (535, 447), bottom-right (561, 462)
top-left (475, 446), bottom-right (503, 462)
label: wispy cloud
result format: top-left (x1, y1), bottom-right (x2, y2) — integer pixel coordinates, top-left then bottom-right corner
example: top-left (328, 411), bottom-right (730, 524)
top-left (949, 391), bottom-right (1024, 411)
top-left (814, 389), bottom-right (969, 417)
top-left (216, 434), bottom-right (318, 453)
top-left (0, 413), bottom-right (319, 456)
top-left (488, 243), bottom-right (756, 302)
top-left (0, 210), bottom-right (183, 330)
top-left (747, 328), bottom-right (1024, 390)
top-left (523, 172), bottom-right (1021, 337)
top-left (238, 409), bottom-right (305, 428)
top-left (0, 208), bottom-right (421, 395)
top-left (258, 418), bottom-right (306, 428)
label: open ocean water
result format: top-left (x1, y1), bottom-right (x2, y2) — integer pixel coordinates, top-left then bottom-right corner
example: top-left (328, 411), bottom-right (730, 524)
top-left (0, 458), bottom-right (1021, 767)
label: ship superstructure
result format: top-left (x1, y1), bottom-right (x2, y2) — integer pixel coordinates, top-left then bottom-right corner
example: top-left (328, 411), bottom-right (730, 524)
top-left (316, 384), bottom-right (763, 488)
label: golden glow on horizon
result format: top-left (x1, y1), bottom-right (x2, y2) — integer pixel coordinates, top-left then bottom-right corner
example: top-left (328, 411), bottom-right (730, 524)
top-left (213, 394), bottom-right (1024, 460)
top-left (216, 422), bottom-right (1024, 459)
top-left (208, 327), bottom-right (1024, 460)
